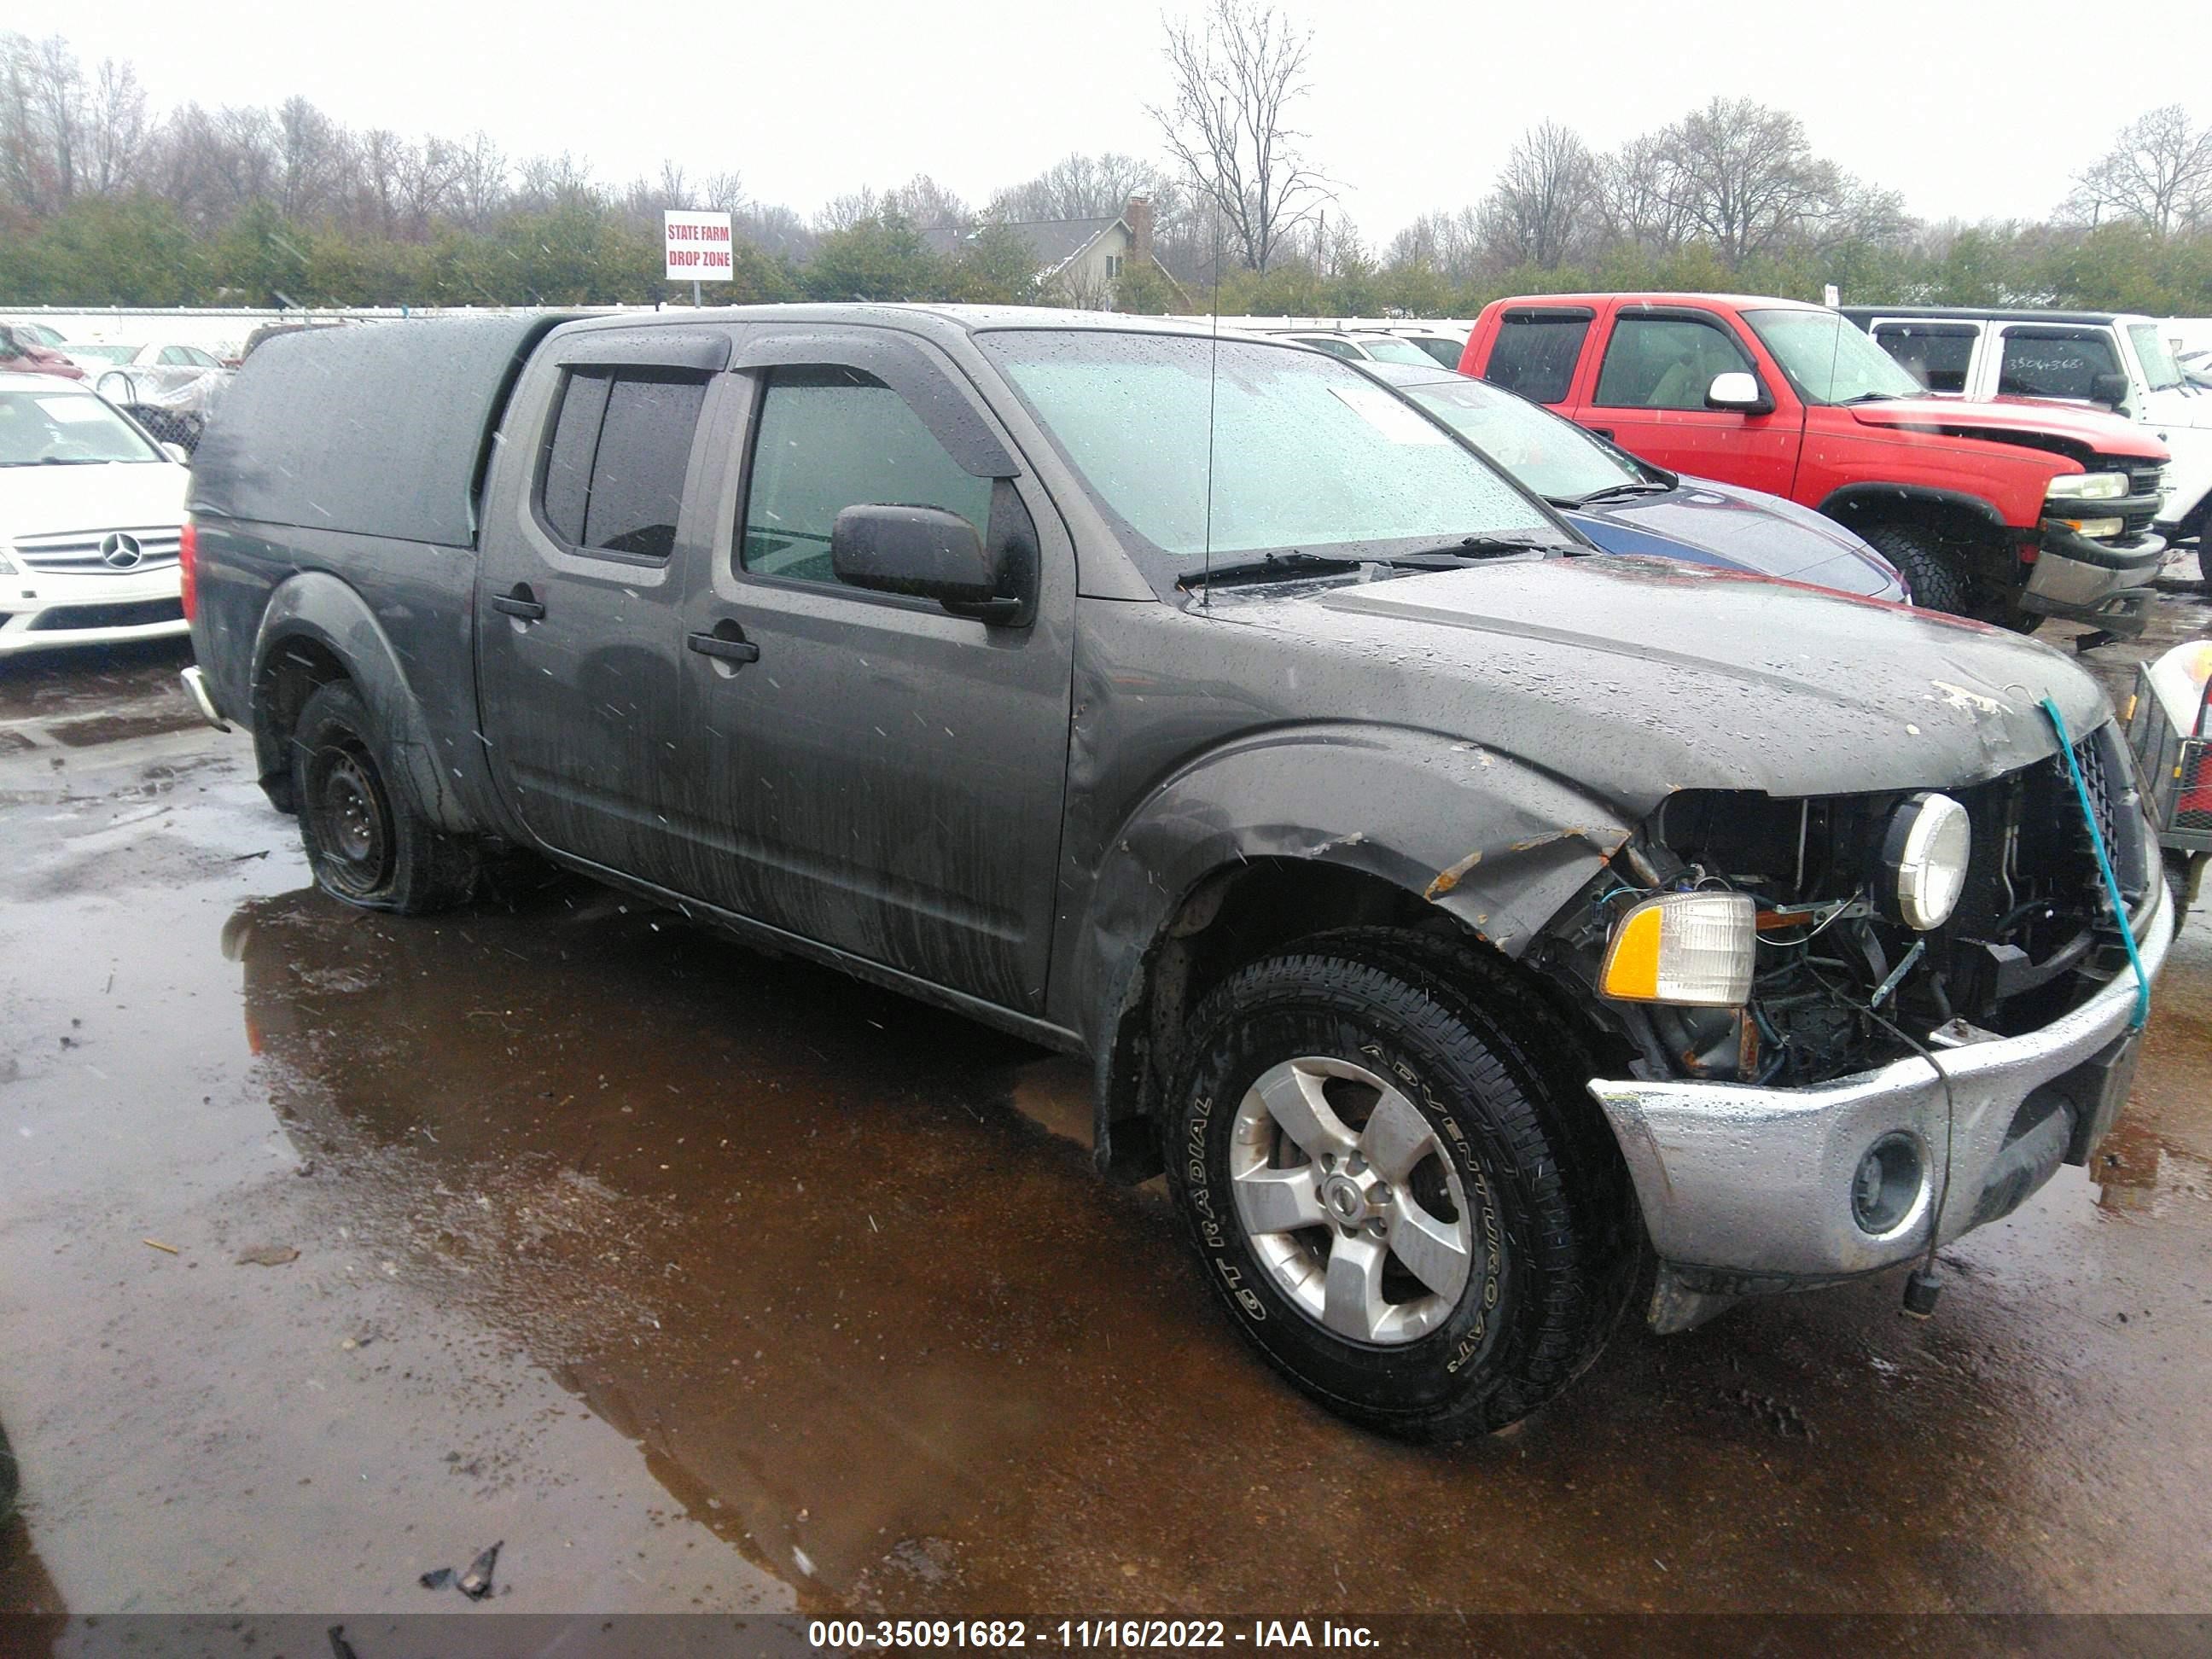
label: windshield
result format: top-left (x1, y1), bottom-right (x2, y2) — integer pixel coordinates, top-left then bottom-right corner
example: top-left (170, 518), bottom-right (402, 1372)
top-left (1398, 376), bottom-right (1649, 502)
top-left (2129, 324), bottom-right (2184, 392)
top-left (1743, 310), bottom-right (1923, 404)
top-left (69, 344), bottom-right (139, 364)
top-left (981, 330), bottom-right (1565, 586)
top-left (1353, 336), bottom-right (1441, 367)
top-left (0, 387), bottom-right (163, 464)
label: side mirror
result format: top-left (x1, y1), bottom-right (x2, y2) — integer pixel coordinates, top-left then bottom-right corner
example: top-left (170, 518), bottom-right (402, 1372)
top-left (2089, 371), bottom-right (2132, 411)
top-left (830, 504), bottom-right (1022, 622)
top-left (1705, 371), bottom-right (1771, 413)
top-left (162, 442), bottom-right (191, 465)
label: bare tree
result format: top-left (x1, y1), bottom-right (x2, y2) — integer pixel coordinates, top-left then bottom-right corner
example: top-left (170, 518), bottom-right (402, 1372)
top-left (1148, 0), bottom-right (1330, 272)
top-left (882, 172), bottom-right (970, 234)
top-left (2064, 104), bottom-right (2212, 234)
top-left (1656, 97), bottom-right (1839, 265)
top-left (210, 105), bottom-right (280, 212)
top-left (84, 55), bottom-right (148, 195)
top-left (739, 201), bottom-right (815, 259)
top-left (450, 130), bottom-right (509, 230)
top-left (1477, 120), bottom-right (1597, 269)
top-left (514, 149), bottom-right (598, 212)
top-left (0, 32), bottom-right (90, 212)
top-left (814, 185), bottom-right (882, 234)
top-left (1594, 131), bottom-right (1690, 252)
top-left (272, 96), bottom-right (346, 220)
top-left (987, 151), bottom-right (1162, 222)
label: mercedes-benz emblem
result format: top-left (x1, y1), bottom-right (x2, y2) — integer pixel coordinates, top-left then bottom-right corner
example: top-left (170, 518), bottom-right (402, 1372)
top-left (99, 532), bottom-right (143, 569)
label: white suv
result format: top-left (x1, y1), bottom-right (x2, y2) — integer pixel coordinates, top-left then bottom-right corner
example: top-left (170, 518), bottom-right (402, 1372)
top-left (1847, 307), bottom-right (2212, 581)
top-left (0, 373), bottom-right (191, 655)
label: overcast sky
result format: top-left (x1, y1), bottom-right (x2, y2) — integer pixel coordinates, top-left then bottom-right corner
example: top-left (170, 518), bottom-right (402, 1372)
top-left (21, 0), bottom-right (2212, 241)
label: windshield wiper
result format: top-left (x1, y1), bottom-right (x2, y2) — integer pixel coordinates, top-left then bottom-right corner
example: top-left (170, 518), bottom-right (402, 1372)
top-left (1391, 533), bottom-right (1569, 559)
top-left (1176, 552), bottom-right (1370, 590)
top-left (1177, 538), bottom-right (1560, 590)
top-left (1837, 392), bottom-right (1904, 405)
top-left (1562, 481), bottom-right (1674, 506)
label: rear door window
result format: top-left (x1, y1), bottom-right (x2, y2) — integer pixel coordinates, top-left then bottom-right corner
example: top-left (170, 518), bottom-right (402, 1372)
top-left (1593, 316), bottom-right (1753, 410)
top-left (1871, 322), bottom-right (1978, 393)
top-left (741, 366), bottom-right (992, 588)
top-left (1998, 328), bottom-right (2120, 401)
top-left (538, 369), bottom-right (708, 560)
top-left (1482, 311), bottom-right (1591, 403)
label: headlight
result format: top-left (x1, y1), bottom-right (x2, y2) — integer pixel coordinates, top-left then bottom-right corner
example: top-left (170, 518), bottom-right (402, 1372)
top-left (2045, 471), bottom-right (2128, 501)
top-left (0, 538), bottom-right (16, 575)
top-left (1879, 792), bottom-right (1971, 931)
top-left (1599, 891), bottom-right (1755, 1007)
top-left (2053, 516), bottom-right (2124, 538)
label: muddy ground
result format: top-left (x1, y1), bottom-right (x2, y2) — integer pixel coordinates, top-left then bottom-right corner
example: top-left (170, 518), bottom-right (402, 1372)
top-left (1, 584), bottom-right (2209, 1630)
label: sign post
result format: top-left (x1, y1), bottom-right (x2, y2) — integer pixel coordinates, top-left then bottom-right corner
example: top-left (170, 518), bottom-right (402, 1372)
top-left (663, 210), bottom-right (734, 306)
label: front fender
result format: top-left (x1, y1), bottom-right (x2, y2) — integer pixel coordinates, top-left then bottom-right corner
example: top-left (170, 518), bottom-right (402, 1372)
top-left (1066, 721), bottom-right (1633, 1057)
top-left (252, 571), bottom-right (472, 833)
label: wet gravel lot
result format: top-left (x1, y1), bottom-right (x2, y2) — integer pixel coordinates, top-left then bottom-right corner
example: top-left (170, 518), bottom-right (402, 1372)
top-left (2, 583), bottom-right (2209, 1627)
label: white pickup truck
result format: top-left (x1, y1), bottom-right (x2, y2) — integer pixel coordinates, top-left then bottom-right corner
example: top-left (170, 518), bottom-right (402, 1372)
top-left (1845, 306), bottom-right (2212, 585)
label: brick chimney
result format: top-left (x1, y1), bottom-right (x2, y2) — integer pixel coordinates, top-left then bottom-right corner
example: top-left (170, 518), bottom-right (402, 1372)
top-left (1125, 194), bottom-right (1154, 264)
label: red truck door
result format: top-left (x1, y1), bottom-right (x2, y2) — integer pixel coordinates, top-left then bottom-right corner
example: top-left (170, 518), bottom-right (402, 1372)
top-left (1570, 306), bottom-right (1802, 499)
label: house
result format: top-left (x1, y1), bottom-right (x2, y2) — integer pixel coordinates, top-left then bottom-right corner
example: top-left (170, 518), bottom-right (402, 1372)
top-left (936, 195), bottom-right (1188, 311)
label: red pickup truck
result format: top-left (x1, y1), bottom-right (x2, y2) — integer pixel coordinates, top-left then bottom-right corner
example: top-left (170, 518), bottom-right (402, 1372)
top-left (1459, 294), bottom-right (2169, 636)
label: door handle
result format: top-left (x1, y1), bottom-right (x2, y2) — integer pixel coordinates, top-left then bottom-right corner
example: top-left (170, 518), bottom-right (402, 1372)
top-left (1589, 427), bottom-right (1615, 440)
top-left (688, 628), bottom-right (760, 665)
top-left (492, 585), bottom-right (545, 621)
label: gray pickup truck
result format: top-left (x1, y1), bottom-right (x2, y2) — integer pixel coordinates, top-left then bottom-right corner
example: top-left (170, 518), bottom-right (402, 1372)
top-left (180, 307), bottom-right (2174, 1439)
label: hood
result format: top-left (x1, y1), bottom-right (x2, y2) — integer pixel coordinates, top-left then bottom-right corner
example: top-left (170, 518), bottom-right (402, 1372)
top-left (2141, 383), bottom-right (2212, 432)
top-left (0, 459), bottom-right (189, 538)
top-left (1845, 395), bottom-right (2167, 459)
top-left (1216, 555), bottom-right (2107, 811)
top-left (1564, 476), bottom-right (1904, 598)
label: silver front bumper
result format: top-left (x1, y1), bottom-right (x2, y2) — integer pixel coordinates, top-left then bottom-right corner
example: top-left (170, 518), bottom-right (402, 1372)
top-left (1588, 884), bottom-right (2174, 1306)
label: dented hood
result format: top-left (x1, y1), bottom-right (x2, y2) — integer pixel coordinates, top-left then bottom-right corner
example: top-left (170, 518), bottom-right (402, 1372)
top-left (1842, 395), bottom-right (2167, 458)
top-left (1227, 555), bottom-right (2110, 810)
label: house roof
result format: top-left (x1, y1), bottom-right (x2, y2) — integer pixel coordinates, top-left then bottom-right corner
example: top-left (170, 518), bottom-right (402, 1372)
top-left (996, 216), bottom-right (1124, 271)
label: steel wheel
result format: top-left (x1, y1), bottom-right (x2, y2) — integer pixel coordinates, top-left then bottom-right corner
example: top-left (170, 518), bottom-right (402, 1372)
top-left (311, 741), bottom-right (395, 899)
top-left (1231, 1056), bottom-right (1473, 1345)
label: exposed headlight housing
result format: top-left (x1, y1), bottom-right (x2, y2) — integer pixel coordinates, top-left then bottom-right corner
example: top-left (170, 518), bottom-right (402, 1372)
top-left (1879, 792), bottom-right (1971, 931)
top-left (2045, 471), bottom-right (2128, 501)
top-left (1599, 891), bottom-right (1755, 1007)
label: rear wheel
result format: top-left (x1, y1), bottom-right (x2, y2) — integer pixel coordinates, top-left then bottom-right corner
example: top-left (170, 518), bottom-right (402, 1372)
top-left (291, 682), bottom-right (476, 913)
top-left (1856, 521), bottom-right (1974, 617)
top-left (1164, 931), bottom-right (1631, 1440)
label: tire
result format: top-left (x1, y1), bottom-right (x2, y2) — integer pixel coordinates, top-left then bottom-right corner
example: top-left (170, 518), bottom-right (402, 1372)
top-left (1163, 930), bottom-right (1632, 1440)
top-left (291, 681), bottom-right (476, 913)
top-left (1855, 521), bottom-right (1973, 617)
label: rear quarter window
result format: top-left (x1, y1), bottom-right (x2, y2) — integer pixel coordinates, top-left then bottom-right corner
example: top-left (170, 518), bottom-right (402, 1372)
top-left (538, 369), bottom-right (707, 560)
top-left (1483, 313), bottom-right (1591, 403)
top-left (1998, 329), bottom-right (2120, 401)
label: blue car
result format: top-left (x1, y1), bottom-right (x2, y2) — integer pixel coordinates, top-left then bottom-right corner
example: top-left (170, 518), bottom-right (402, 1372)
top-left (1360, 361), bottom-right (1908, 601)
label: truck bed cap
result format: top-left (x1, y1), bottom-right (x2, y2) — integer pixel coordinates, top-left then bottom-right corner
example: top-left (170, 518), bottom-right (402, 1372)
top-left (190, 312), bottom-right (571, 547)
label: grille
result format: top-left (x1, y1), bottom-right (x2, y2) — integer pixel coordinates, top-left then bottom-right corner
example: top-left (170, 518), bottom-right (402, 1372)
top-left (2122, 463), bottom-right (2165, 538)
top-left (2069, 734), bottom-right (2120, 855)
top-left (25, 597), bottom-right (184, 631)
top-left (8, 527), bottom-right (182, 574)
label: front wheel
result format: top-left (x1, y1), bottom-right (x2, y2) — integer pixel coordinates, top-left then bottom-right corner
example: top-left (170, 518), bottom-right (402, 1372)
top-left (1164, 934), bottom-right (1629, 1439)
top-left (291, 681), bottom-right (476, 913)
top-left (1854, 521), bottom-right (1976, 617)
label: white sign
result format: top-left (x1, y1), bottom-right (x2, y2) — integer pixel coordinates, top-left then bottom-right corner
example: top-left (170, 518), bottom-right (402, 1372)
top-left (663, 210), bottom-right (734, 282)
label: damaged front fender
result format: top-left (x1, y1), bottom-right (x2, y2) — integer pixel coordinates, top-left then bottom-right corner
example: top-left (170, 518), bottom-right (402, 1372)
top-left (1060, 721), bottom-right (1632, 1174)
